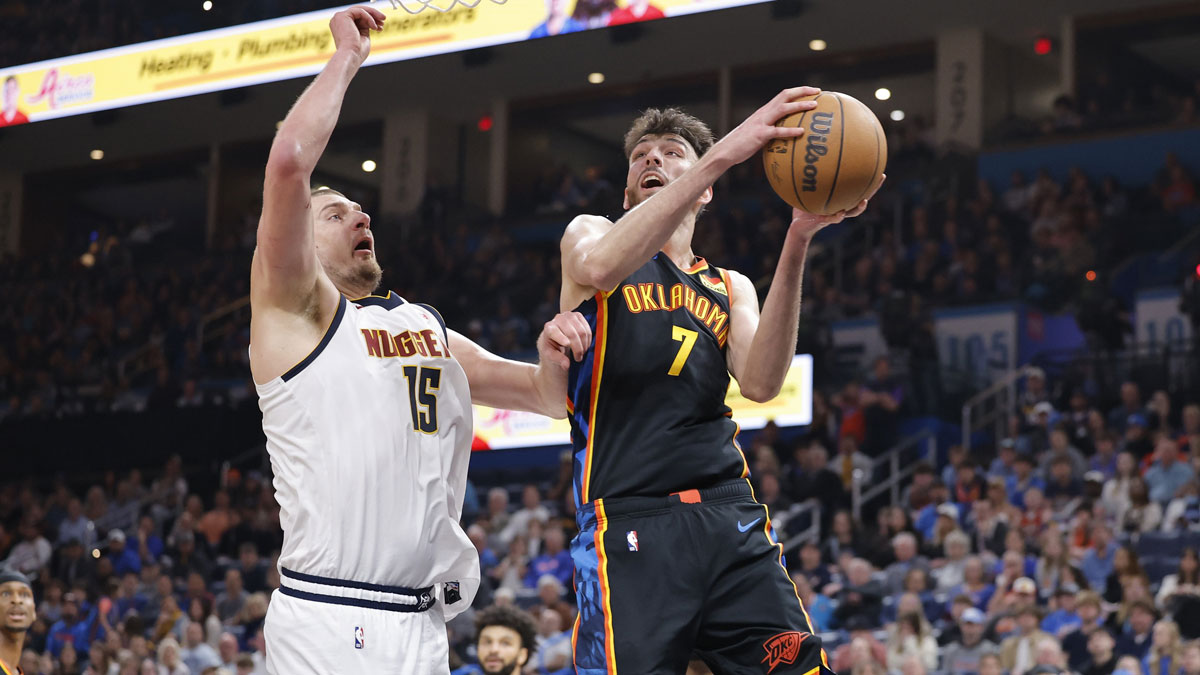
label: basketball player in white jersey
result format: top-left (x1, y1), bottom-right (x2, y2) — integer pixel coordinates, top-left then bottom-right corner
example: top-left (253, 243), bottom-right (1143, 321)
top-left (249, 7), bottom-right (590, 674)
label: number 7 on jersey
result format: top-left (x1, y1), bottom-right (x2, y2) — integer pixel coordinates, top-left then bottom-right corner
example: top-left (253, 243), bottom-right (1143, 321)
top-left (668, 326), bottom-right (698, 376)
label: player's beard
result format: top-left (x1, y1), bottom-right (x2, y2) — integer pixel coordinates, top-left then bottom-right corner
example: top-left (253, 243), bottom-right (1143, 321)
top-left (480, 656), bottom-right (521, 675)
top-left (326, 256), bottom-right (382, 297)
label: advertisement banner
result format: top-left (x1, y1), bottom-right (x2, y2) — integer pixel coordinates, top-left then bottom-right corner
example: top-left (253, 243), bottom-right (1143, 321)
top-left (471, 353), bottom-right (813, 450)
top-left (933, 303), bottom-right (1017, 381)
top-left (1135, 287), bottom-right (1191, 348)
top-left (0, 0), bottom-right (768, 126)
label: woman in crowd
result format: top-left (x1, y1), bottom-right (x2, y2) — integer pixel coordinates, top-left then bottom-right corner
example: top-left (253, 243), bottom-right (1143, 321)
top-left (885, 610), bottom-right (938, 672)
top-left (1102, 451), bottom-right (1138, 522)
top-left (1142, 620), bottom-right (1182, 675)
top-left (1105, 545), bottom-right (1145, 603)
top-left (1121, 476), bottom-right (1163, 534)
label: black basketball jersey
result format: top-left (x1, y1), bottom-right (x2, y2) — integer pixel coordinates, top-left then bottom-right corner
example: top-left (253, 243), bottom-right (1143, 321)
top-left (566, 253), bottom-right (748, 506)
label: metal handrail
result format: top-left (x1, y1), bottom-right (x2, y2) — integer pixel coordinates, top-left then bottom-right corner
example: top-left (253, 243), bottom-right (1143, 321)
top-left (779, 499), bottom-right (822, 554)
top-left (197, 295), bottom-right (251, 346)
top-left (961, 367), bottom-right (1023, 454)
top-left (851, 430), bottom-right (937, 521)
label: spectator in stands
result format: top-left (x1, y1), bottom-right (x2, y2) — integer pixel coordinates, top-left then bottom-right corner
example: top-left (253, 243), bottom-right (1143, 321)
top-left (1062, 591), bottom-right (1107, 671)
top-left (885, 611), bottom-right (938, 673)
top-left (523, 525), bottom-right (571, 590)
top-left (1145, 436), bottom-right (1197, 504)
top-left (947, 556), bottom-right (995, 612)
top-left (1102, 452), bottom-right (1138, 522)
top-left (1088, 434), bottom-right (1118, 480)
top-left (824, 509), bottom-right (862, 565)
top-left (57, 498), bottom-right (96, 550)
top-left (1156, 548), bottom-right (1199, 622)
top-left (1115, 599), bottom-right (1157, 660)
top-left (197, 491), bottom-right (233, 549)
top-left (790, 572), bottom-right (832, 632)
top-left (1008, 454), bottom-right (1044, 509)
top-left (168, 531), bottom-right (213, 582)
top-left (155, 636), bottom-right (189, 675)
top-left (1041, 585), bottom-right (1082, 637)
top-left (863, 356), bottom-right (903, 455)
top-left (970, 492), bottom-right (1010, 557)
top-left (1143, 620), bottom-right (1182, 675)
top-left (832, 558), bottom-right (885, 629)
top-left (1105, 545), bottom-right (1145, 604)
top-left (1037, 530), bottom-right (1084, 593)
top-left (831, 621), bottom-right (888, 673)
top-left (1042, 427), bottom-right (1089, 482)
top-left (1120, 477), bottom-right (1163, 534)
top-left (1122, 414), bottom-right (1155, 459)
top-left (797, 541), bottom-right (832, 590)
top-left (1019, 368), bottom-right (1050, 421)
top-left (235, 543), bottom-right (266, 594)
top-left (933, 530), bottom-right (971, 591)
top-left (942, 607), bottom-right (996, 674)
top-left (1043, 457), bottom-right (1083, 511)
top-left (180, 621), bottom-right (220, 673)
top-left (498, 484), bottom-right (550, 548)
top-left (952, 461), bottom-right (985, 507)
top-left (527, 608), bottom-right (571, 674)
top-left (989, 439), bottom-right (1019, 484)
top-left (884, 533), bottom-right (930, 595)
top-left (3, 520), bottom-right (51, 576)
top-left (1160, 164), bottom-right (1197, 214)
top-left (1018, 488), bottom-right (1052, 544)
top-left (830, 436), bottom-right (872, 492)
top-left (1000, 604), bottom-right (1052, 675)
top-left (1110, 383), bottom-right (1143, 434)
top-left (1163, 480), bottom-right (1200, 531)
top-left (46, 592), bottom-right (98, 658)
top-left (134, 515), bottom-right (163, 566)
top-left (214, 569), bottom-right (247, 624)
top-left (1081, 628), bottom-right (1118, 675)
top-left (104, 530), bottom-right (141, 577)
top-left (217, 632), bottom-right (238, 672)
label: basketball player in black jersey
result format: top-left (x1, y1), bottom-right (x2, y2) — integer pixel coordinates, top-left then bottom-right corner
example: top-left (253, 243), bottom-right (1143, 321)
top-left (560, 92), bottom-right (883, 674)
top-left (0, 569), bottom-right (34, 675)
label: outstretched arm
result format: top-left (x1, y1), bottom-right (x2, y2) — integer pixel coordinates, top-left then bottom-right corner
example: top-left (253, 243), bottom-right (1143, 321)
top-left (561, 87), bottom-right (821, 296)
top-left (252, 6), bottom-right (385, 314)
top-left (448, 313), bottom-right (592, 419)
top-left (726, 176), bottom-right (884, 402)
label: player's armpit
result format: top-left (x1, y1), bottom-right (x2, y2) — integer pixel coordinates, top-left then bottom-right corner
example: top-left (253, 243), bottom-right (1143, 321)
top-left (723, 269), bottom-right (772, 401)
top-left (560, 214), bottom-right (619, 298)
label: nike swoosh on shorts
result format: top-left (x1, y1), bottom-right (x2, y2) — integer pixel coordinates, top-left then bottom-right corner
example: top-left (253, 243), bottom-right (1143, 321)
top-left (737, 518), bottom-right (762, 532)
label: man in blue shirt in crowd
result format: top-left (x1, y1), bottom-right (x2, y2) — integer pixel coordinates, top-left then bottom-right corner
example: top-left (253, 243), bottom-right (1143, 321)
top-left (524, 525), bottom-right (573, 589)
top-left (46, 592), bottom-right (102, 658)
top-left (104, 529), bottom-right (141, 577)
top-left (1144, 437), bottom-right (1196, 504)
top-left (1080, 523), bottom-right (1117, 593)
top-left (1041, 585), bottom-right (1082, 637)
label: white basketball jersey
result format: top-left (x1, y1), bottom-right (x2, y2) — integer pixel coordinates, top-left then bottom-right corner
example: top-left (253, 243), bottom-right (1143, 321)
top-left (255, 291), bottom-right (479, 620)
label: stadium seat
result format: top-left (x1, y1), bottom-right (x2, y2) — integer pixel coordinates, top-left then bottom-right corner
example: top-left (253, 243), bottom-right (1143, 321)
top-left (1135, 531), bottom-right (1184, 559)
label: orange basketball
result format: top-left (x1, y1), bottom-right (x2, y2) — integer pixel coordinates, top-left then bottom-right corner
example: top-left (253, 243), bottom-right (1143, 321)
top-left (762, 91), bottom-right (887, 215)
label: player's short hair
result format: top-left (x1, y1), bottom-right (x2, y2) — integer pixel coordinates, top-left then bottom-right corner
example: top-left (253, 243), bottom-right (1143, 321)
top-left (310, 186), bottom-right (346, 200)
top-left (623, 108), bottom-right (714, 160)
top-left (475, 604), bottom-right (537, 652)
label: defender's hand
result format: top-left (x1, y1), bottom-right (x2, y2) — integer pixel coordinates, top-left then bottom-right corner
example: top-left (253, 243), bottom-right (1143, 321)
top-left (711, 87), bottom-right (822, 166)
top-left (331, 6), bottom-right (386, 63)
top-left (539, 312), bottom-right (592, 370)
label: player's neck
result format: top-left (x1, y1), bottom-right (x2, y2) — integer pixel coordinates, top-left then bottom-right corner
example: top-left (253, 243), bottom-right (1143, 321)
top-left (0, 627), bottom-right (24, 674)
top-left (662, 218), bottom-right (697, 271)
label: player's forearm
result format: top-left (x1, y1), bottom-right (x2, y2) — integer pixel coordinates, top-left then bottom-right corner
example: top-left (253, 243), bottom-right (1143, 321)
top-left (739, 229), bottom-right (811, 401)
top-left (529, 360), bottom-right (569, 419)
top-left (581, 152), bottom-right (734, 289)
top-left (268, 49), bottom-right (362, 177)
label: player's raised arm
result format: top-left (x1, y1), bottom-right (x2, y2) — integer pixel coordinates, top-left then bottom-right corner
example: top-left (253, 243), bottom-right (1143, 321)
top-left (726, 175), bottom-right (884, 402)
top-left (561, 87), bottom-right (821, 301)
top-left (252, 6), bottom-right (385, 313)
top-left (446, 313), bottom-right (591, 419)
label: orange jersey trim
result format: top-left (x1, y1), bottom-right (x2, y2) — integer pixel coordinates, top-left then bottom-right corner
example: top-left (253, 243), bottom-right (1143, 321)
top-left (595, 499), bottom-right (618, 673)
top-left (581, 292), bottom-right (609, 503)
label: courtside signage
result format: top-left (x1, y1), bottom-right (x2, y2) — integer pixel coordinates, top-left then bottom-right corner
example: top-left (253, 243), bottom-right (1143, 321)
top-left (0, 0), bottom-right (768, 125)
top-left (471, 353), bottom-right (812, 450)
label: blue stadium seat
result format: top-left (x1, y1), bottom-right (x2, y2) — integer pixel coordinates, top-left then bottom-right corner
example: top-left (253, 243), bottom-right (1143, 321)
top-left (1135, 531), bottom-right (1184, 559)
top-left (1143, 557), bottom-right (1180, 584)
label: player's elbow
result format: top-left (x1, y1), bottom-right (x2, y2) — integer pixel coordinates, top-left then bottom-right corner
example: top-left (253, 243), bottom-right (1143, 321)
top-left (740, 380), bottom-right (781, 404)
top-left (265, 137), bottom-right (308, 179)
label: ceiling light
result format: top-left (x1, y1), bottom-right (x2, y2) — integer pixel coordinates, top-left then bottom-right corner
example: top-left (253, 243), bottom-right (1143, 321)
top-left (808, 39), bottom-right (826, 51)
top-left (202, 1), bottom-right (212, 10)
top-left (875, 88), bottom-right (891, 101)
top-left (361, 160), bottom-right (377, 173)
top-left (890, 110), bottom-right (905, 121)
top-left (588, 72), bottom-right (605, 85)
top-left (90, 149), bottom-right (104, 160)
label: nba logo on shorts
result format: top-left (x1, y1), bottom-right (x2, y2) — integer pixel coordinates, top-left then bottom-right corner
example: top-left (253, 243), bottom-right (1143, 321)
top-left (354, 626), bottom-right (365, 650)
top-left (626, 530), bottom-right (638, 552)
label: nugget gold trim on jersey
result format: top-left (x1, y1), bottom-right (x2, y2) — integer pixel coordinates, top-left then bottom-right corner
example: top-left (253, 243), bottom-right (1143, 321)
top-left (360, 327), bottom-right (446, 359)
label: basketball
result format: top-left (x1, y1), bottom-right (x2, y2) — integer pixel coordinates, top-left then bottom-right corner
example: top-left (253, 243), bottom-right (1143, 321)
top-left (762, 91), bottom-right (887, 215)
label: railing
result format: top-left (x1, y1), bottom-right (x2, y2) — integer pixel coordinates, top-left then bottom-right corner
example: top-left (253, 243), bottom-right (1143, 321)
top-left (115, 294), bottom-right (251, 385)
top-left (779, 499), bottom-right (822, 554)
top-left (851, 430), bottom-right (937, 522)
top-left (960, 367), bottom-right (1023, 454)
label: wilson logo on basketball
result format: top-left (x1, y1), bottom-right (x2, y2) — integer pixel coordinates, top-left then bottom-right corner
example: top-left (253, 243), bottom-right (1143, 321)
top-left (800, 112), bottom-right (833, 193)
top-left (761, 631), bottom-right (809, 674)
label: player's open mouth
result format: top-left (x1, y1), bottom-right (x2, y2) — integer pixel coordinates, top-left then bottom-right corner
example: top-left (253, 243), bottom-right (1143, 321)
top-left (353, 238), bottom-right (373, 255)
top-left (640, 173), bottom-right (665, 189)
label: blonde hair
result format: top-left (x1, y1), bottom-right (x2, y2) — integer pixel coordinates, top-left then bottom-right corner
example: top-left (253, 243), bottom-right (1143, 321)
top-left (1147, 620), bottom-right (1182, 675)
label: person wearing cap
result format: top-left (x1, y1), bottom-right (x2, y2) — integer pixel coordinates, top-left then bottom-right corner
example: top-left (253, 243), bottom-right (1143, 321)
top-left (45, 590), bottom-right (102, 658)
top-left (1000, 603), bottom-right (1051, 675)
top-left (0, 568), bottom-right (35, 675)
top-left (1041, 585), bottom-right (1082, 637)
top-left (1122, 413), bottom-right (1154, 458)
top-left (1108, 381), bottom-right (1142, 433)
top-left (942, 607), bottom-right (997, 674)
top-left (1062, 591), bottom-right (1107, 671)
top-left (1144, 435), bottom-right (1197, 504)
top-left (104, 529), bottom-right (141, 577)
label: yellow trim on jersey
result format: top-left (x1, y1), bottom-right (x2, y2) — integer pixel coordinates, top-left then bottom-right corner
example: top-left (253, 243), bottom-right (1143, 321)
top-left (595, 499), bottom-right (618, 673)
top-left (581, 292), bottom-right (609, 503)
top-left (0, 657), bottom-right (18, 675)
top-left (348, 290), bottom-right (396, 302)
